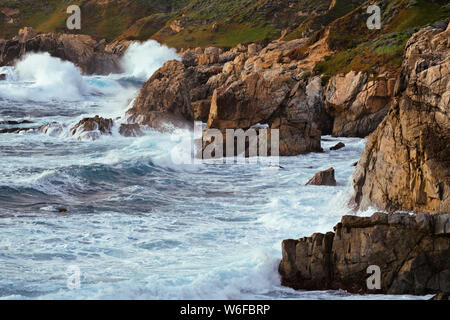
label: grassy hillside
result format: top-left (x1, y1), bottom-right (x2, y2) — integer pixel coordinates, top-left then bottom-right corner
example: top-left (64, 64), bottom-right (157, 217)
top-left (1, 0), bottom-right (449, 75)
top-left (0, 0), bottom-right (336, 44)
top-left (313, 0), bottom-right (450, 76)
top-left (0, 0), bottom-right (189, 41)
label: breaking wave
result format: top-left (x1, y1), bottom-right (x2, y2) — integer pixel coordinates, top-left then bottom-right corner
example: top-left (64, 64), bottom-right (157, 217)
top-left (120, 40), bottom-right (180, 80)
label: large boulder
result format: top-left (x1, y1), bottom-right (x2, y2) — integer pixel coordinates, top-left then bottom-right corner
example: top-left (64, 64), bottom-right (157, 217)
top-left (279, 212), bottom-right (450, 295)
top-left (126, 60), bottom-right (194, 131)
top-left (306, 167), bottom-right (336, 186)
top-left (352, 24), bottom-right (450, 214)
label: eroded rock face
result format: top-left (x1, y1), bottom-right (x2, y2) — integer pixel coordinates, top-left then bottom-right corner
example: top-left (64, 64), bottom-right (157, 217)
top-left (325, 71), bottom-right (394, 137)
top-left (352, 24), bottom-right (450, 214)
top-left (272, 118), bottom-right (322, 156)
top-left (279, 212), bottom-right (450, 295)
top-left (0, 28), bottom-right (129, 75)
top-left (204, 39), bottom-right (332, 156)
top-left (126, 60), bottom-right (194, 131)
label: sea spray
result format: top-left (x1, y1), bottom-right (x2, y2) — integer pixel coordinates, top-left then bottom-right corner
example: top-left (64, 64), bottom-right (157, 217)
top-left (15, 53), bottom-right (87, 101)
top-left (120, 40), bottom-right (180, 80)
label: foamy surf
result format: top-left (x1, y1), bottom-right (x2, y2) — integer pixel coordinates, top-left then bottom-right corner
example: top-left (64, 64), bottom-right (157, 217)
top-left (0, 41), bottom-right (427, 300)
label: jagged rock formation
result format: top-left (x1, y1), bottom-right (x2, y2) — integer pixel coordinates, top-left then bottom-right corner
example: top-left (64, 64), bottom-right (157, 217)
top-left (1, 117), bottom-right (145, 139)
top-left (70, 116), bottom-right (113, 140)
top-left (0, 28), bottom-right (129, 75)
top-left (38, 122), bottom-right (64, 137)
top-left (178, 40), bottom-right (330, 156)
top-left (353, 24), bottom-right (450, 214)
top-left (126, 60), bottom-right (194, 131)
top-left (325, 71), bottom-right (395, 137)
top-left (279, 212), bottom-right (450, 295)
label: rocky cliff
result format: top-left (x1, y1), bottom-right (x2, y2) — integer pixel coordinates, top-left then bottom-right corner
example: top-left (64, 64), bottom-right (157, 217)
top-left (325, 71), bottom-right (395, 137)
top-left (279, 23), bottom-right (449, 296)
top-left (126, 60), bottom-right (195, 130)
top-left (352, 23), bottom-right (450, 214)
top-left (0, 27), bottom-right (129, 74)
top-left (279, 212), bottom-right (450, 295)
top-left (126, 39), bottom-right (331, 155)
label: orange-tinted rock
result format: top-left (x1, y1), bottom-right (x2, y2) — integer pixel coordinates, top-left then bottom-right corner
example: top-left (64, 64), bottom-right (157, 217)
top-left (279, 212), bottom-right (450, 295)
top-left (126, 60), bottom-right (193, 131)
top-left (325, 71), bottom-right (394, 137)
top-left (306, 168), bottom-right (336, 186)
top-left (353, 24), bottom-right (450, 214)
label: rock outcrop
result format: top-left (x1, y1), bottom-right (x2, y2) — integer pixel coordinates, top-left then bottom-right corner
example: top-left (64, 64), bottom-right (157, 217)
top-left (279, 212), bottom-right (450, 295)
top-left (200, 39), bottom-right (331, 156)
top-left (306, 168), bottom-right (337, 186)
top-left (130, 39), bottom-right (329, 155)
top-left (71, 116), bottom-right (113, 140)
top-left (126, 60), bottom-right (194, 131)
top-left (431, 292), bottom-right (450, 300)
top-left (0, 28), bottom-right (129, 75)
top-left (325, 71), bottom-right (395, 137)
top-left (119, 123), bottom-right (144, 137)
top-left (352, 24), bottom-right (450, 214)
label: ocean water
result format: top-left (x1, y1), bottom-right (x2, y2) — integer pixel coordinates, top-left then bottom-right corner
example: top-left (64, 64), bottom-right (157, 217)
top-left (0, 42), bottom-right (430, 300)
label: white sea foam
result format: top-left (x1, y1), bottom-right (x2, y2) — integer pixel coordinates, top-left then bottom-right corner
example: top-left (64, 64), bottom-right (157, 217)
top-left (0, 40), bottom-right (426, 300)
top-left (4, 53), bottom-right (88, 101)
top-left (120, 40), bottom-right (180, 80)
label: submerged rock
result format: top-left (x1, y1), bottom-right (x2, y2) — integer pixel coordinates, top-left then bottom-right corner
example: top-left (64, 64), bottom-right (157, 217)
top-left (0, 127), bottom-right (33, 134)
top-left (119, 123), bottom-right (144, 137)
top-left (38, 122), bottom-right (64, 137)
top-left (330, 142), bottom-right (345, 151)
top-left (0, 120), bottom-right (33, 125)
top-left (0, 73), bottom-right (6, 81)
top-left (352, 24), bottom-right (450, 214)
top-left (279, 212), bottom-right (450, 295)
top-left (306, 168), bottom-right (336, 186)
top-left (71, 116), bottom-right (113, 140)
